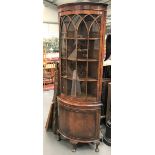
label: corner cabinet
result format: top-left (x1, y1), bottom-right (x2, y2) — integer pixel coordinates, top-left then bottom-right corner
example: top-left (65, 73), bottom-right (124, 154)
top-left (57, 2), bottom-right (107, 152)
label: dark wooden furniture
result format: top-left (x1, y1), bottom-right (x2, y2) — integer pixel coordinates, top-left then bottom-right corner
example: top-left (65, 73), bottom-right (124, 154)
top-left (103, 83), bottom-right (111, 146)
top-left (101, 78), bottom-right (111, 123)
top-left (103, 120), bottom-right (111, 146)
top-left (106, 82), bottom-right (111, 123)
top-left (57, 2), bottom-right (107, 152)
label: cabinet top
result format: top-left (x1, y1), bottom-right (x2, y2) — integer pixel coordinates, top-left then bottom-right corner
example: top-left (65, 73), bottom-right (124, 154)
top-left (58, 2), bottom-right (108, 12)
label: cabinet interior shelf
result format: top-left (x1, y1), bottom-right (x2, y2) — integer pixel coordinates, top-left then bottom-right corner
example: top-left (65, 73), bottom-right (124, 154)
top-left (61, 58), bottom-right (98, 61)
top-left (61, 37), bottom-right (100, 40)
top-left (61, 76), bottom-right (97, 81)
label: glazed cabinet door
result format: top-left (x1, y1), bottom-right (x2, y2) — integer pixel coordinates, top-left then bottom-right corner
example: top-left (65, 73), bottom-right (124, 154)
top-left (59, 14), bottom-right (103, 101)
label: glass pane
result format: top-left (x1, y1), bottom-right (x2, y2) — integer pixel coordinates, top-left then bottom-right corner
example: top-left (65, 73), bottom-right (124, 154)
top-left (77, 62), bottom-right (87, 79)
top-left (61, 78), bottom-right (67, 95)
top-left (67, 79), bottom-right (72, 95)
top-left (63, 16), bottom-right (70, 28)
top-left (72, 15), bottom-right (82, 27)
top-left (68, 78), bottom-right (86, 97)
top-left (88, 62), bottom-right (98, 79)
top-left (77, 40), bottom-right (88, 59)
top-left (71, 70), bottom-right (81, 97)
top-left (61, 38), bottom-right (67, 58)
top-left (88, 40), bottom-right (100, 60)
top-left (61, 22), bottom-right (66, 38)
top-left (67, 22), bottom-right (75, 38)
top-left (78, 81), bottom-right (86, 97)
top-left (61, 60), bottom-right (67, 76)
top-left (89, 17), bottom-right (101, 38)
top-left (77, 40), bottom-right (87, 59)
top-left (78, 20), bottom-right (88, 38)
top-left (87, 82), bottom-right (97, 99)
top-left (67, 60), bottom-right (76, 79)
top-left (84, 15), bottom-right (94, 30)
top-left (92, 14), bottom-right (98, 18)
top-left (67, 39), bottom-right (76, 60)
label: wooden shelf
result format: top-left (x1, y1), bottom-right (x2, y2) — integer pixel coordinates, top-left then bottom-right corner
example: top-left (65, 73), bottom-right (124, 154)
top-left (61, 76), bottom-right (97, 81)
top-left (61, 58), bottom-right (98, 61)
top-left (77, 49), bottom-right (87, 51)
top-left (62, 37), bottom-right (100, 40)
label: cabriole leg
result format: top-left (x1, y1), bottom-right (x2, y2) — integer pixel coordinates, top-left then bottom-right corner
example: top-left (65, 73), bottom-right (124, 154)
top-left (57, 133), bottom-right (61, 141)
top-left (70, 140), bottom-right (77, 152)
top-left (95, 142), bottom-right (100, 152)
top-left (72, 144), bottom-right (77, 152)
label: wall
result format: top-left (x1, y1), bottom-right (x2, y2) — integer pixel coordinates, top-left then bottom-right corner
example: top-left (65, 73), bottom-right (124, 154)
top-left (43, 4), bottom-right (58, 23)
top-left (43, 4), bottom-right (59, 38)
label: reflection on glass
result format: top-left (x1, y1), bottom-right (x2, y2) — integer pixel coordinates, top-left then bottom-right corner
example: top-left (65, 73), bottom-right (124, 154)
top-left (68, 21), bottom-right (75, 38)
top-left (68, 48), bottom-right (77, 60)
top-left (63, 16), bottom-right (70, 27)
top-left (67, 39), bottom-right (76, 60)
top-left (71, 70), bottom-right (81, 97)
top-left (72, 15), bottom-right (82, 27)
top-left (88, 40), bottom-right (99, 59)
top-left (67, 61), bottom-right (76, 78)
top-left (78, 20), bottom-right (88, 38)
top-left (88, 62), bottom-right (98, 79)
top-left (89, 19), bottom-right (100, 38)
top-left (61, 38), bottom-right (66, 58)
top-left (77, 62), bottom-right (87, 78)
top-left (87, 82), bottom-right (97, 98)
top-left (60, 16), bottom-right (67, 38)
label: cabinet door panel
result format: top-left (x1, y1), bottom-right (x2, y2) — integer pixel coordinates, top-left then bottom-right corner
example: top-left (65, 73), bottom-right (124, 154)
top-left (59, 103), bottom-right (99, 140)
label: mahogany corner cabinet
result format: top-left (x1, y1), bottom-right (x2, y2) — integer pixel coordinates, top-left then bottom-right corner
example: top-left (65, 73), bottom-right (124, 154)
top-left (57, 2), bottom-right (107, 152)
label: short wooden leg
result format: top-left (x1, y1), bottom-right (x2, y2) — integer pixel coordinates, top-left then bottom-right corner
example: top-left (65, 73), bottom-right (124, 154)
top-left (95, 142), bottom-right (100, 152)
top-left (70, 140), bottom-right (77, 152)
top-left (72, 144), bottom-right (77, 152)
top-left (57, 133), bottom-right (61, 141)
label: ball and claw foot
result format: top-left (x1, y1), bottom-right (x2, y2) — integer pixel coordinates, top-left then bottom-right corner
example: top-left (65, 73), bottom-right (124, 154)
top-left (72, 148), bottom-right (76, 152)
top-left (57, 134), bottom-right (61, 141)
top-left (95, 142), bottom-right (100, 152)
top-left (95, 148), bottom-right (99, 152)
top-left (72, 144), bottom-right (77, 152)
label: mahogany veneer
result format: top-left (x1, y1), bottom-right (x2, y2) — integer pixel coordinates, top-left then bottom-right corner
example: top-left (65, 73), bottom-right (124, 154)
top-left (57, 2), bottom-right (107, 152)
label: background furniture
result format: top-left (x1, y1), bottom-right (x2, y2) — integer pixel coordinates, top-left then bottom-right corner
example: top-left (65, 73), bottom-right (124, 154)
top-left (101, 78), bottom-right (111, 123)
top-left (103, 120), bottom-right (111, 146)
top-left (106, 82), bottom-right (111, 123)
top-left (103, 83), bottom-right (111, 146)
top-left (43, 62), bottom-right (56, 90)
top-left (43, 47), bottom-right (58, 90)
top-left (57, 2), bottom-right (107, 152)
top-left (101, 32), bottom-right (111, 124)
top-left (45, 63), bottom-right (60, 133)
